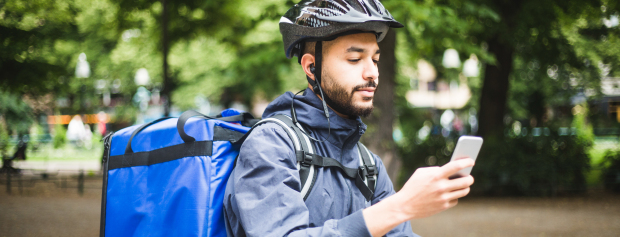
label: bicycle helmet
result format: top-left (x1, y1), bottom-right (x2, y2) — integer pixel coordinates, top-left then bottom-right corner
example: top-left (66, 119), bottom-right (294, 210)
top-left (279, 0), bottom-right (403, 59)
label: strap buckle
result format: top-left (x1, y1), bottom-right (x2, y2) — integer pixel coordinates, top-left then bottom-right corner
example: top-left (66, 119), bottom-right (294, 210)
top-left (300, 151), bottom-right (313, 167)
top-left (359, 165), bottom-right (377, 178)
top-left (365, 165), bottom-right (376, 177)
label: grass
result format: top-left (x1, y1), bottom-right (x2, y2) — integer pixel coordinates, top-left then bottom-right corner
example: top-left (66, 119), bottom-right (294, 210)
top-left (25, 142), bottom-right (103, 162)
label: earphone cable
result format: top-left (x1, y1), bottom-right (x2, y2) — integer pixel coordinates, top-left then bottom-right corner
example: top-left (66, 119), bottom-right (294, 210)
top-left (291, 89), bottom-right (331, 143)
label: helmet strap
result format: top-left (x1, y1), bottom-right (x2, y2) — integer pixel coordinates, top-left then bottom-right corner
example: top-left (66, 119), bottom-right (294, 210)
top-left (308, 41), bottom-right (331, 119)
top-left (294, 40), bottom-right (332, 143)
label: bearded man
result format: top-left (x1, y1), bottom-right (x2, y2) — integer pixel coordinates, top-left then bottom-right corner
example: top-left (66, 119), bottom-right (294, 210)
top-left (223, 1), bottom-right (474, 236)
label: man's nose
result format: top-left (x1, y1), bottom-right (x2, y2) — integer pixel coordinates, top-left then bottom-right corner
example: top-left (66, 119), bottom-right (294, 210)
top-left (363, 60), bottom-right (379, 81)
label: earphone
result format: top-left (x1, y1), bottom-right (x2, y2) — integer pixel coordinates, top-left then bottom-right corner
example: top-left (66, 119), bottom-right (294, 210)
top-left (309, 64), bottom-right (320, 94)
top-left (290, 41), bottom-right (332, 143)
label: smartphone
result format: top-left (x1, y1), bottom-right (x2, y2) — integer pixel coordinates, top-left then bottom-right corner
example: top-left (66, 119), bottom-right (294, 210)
top-left (448, 136), bottom-right (483, 179)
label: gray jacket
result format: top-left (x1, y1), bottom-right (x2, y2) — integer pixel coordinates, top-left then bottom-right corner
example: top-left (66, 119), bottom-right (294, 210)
top-left (224, 88), bottom-right (417, 237)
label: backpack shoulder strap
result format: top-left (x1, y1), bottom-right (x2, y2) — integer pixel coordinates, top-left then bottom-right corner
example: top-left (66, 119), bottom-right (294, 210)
top-left (269, 115), bottom-right (318, 200)
top-left (277, 115), bottom-right (376, 201)
top-left (238, 114), bottom-right (377, 201)
top-left (357, 142), bottom-right (377, 193)
top-left (241, 114), bottom-right (317, 200)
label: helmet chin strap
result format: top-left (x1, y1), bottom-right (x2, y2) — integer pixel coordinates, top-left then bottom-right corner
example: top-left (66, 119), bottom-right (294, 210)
top-left (306, 41), bottom-right (351, 118)
top-left (307, 41), bottom-right (331, 119)
top-left (290, 40), bottom-right (333, 143)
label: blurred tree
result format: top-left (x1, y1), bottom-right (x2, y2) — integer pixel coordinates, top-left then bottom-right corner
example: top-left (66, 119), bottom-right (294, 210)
top-left (0, 0), bottom-right (130, 116)
top-left (388, 0), bottom-right (620, 138)
top-left (111, 0), bottom-right (282, 115)
top-left (460, 0), bottom-right (618, 138)
top-left (0, 0), bottom-right (80, 94)
top-left (380, 0), bottom-right (500, 181)
top-left (170, 0), bottom-right (303, 111)
top-left (389, 0), bottom-right (620, 192)
top-left (0, 118), bottom-right (9, 157)
top-left (0, 91), bottom-right (33, 135)
top-left (0, 90), bottom-right (34, 173)
top-left (473, 0), bottom-right (596, 138)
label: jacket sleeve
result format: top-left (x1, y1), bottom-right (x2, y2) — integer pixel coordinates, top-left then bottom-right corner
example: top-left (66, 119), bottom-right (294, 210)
top-left (231, 123), bottom-right (372, 237)
top-left (370, 153), bottom-right (420, 237)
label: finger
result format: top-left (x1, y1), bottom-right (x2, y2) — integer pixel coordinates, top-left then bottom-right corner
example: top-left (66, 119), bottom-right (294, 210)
top-left (440, 158), bottom-right (474, 178)
top-left (446, 175), bottom-right (474, 190)
top-left (441, 176), bottom-right (473, 195)
top-left (445, 187), bottom-right (471, 200)
top-left (447, 198), bottom-right (458, 209)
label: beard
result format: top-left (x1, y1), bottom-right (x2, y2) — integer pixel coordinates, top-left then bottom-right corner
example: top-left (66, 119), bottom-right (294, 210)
top-left (321, 72), bottom-right (377, 118)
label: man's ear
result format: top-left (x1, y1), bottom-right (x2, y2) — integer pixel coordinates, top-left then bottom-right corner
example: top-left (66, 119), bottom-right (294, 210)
top-left (301, 54), bottom-right (316, 81)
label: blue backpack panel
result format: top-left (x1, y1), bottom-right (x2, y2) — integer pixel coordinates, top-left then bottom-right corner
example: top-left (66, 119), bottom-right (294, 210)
top-left (100, 110), bottom-right (251, 237)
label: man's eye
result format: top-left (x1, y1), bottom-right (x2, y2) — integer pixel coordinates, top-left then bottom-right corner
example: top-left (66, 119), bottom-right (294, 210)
top-left (373, 60), bottom-right (380, 64)
top-left (348, 59), bottom-right (360, 63)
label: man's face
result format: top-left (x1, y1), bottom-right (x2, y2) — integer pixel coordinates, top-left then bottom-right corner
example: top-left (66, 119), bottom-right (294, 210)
top-left (321, 33), bottom-right (380, 118)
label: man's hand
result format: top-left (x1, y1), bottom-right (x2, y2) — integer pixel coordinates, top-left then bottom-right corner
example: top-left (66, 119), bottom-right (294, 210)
top-left (363, 158), bottom-right (474, 237)
top-left (394, 158), bottom-right (475, 219)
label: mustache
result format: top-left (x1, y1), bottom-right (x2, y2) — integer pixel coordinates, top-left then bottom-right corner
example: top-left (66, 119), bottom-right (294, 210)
top-left (353, 80), bottom-right (378, 91)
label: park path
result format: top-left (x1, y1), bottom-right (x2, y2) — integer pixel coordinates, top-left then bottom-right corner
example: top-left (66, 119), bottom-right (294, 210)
top-left (12, 160), bottom-right (101, 173)
top-left (0, 178), bottom-right (102, 237)
top-left (410, 192), bottom-right (620, 236)
top-left (1, 177), bottom-right (619, 237)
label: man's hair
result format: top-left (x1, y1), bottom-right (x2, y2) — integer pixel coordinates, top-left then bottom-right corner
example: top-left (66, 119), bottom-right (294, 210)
top-left (303, 41), bottom-right (316, 56)
top-left (302, 41), bottom-right (334, 57)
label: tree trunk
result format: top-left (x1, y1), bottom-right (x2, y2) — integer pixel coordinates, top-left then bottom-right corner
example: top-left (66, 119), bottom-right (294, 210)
top-left (477, 36), bottom-right (514, 138)
top-left (161, 0), bottom-right (171, 117)
top-left (363, 29), bottom-right (400, 184)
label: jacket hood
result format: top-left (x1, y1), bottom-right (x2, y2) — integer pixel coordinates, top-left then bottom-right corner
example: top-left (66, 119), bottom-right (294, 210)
top-left (262, 88), bottom-right (367, 148)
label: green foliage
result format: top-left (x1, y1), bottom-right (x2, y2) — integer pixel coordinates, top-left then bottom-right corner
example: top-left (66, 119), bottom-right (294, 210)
top-left (398, 135), bottom-right (450, 187)
top-left (27, 141), bottom-right (103, 161)
top-left (91, 129), bottom-right (102, 148)
top-left (474, 133), bottom-right (591, 196)
top-left (0, 90), bottom-right (34, 134)
top-left (53, 123), bottom-right (67, 149)
top-left (0, 119), bottom-right (9, 156)
top-left (169, 37), bottom-right (237, 109)
top-left (28, 122), bottom-right (45, 151)
top-left (389, 0), bottom-right (619, 196)
top-left (0, 0), bottom-right (81, 94)
top-left (386, 0), bottom-right (495, 79)
top-left (399, 131), bottom-right (591, 196)
top-left (572, 103), bottom-right (595, 145)
top-left (600, 149), bottom-right (620, 193)
top-left (97, 0), bottom-right (301, 112)
top-left (110, 105), bottom-right (138, 128)
top-left (389, 0), bottom-right (620, 137)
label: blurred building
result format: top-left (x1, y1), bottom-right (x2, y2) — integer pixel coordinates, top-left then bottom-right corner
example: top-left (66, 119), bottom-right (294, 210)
top-left (601, 77), bottom-right (620, 123)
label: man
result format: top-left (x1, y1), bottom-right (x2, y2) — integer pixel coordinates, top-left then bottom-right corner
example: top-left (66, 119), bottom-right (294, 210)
top-left (223, 1), bottom-right (475, 236)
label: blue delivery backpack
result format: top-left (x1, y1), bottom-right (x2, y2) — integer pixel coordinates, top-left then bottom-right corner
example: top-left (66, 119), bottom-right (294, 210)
top-left (100, 109), bottom-right (378, 237)
top-left (99, 109), bottom-right (255, 237)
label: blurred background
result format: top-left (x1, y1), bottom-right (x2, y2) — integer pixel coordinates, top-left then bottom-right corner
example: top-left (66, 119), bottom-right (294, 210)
top-left (1, 0), bottom-right (619, 236)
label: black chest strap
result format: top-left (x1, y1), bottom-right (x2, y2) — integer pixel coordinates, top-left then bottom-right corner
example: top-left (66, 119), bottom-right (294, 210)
top-left (295, 150), bottom-right (376, 201)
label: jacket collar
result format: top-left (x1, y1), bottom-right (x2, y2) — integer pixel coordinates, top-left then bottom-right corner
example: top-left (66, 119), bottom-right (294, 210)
top-left (262, 88), bottom-right (367, 149)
